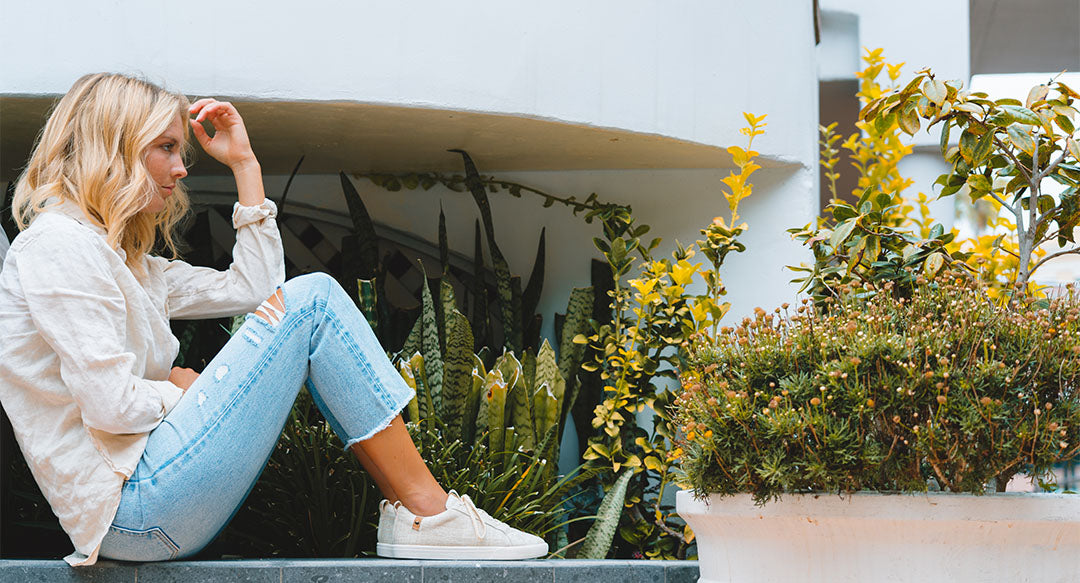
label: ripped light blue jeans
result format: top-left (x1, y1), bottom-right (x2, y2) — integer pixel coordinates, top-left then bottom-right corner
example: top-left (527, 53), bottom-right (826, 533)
top-left (98, 272), bottom-right (414, 561)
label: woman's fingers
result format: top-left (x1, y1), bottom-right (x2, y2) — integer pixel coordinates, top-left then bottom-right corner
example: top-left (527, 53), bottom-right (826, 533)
top-left (186, 98), bottom-right (255, 169)
top-left (189, 117), bottom-right (211, 146)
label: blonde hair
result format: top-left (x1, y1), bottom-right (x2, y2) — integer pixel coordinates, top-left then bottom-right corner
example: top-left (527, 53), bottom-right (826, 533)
top-left (13, 73), bottom-right (192, 269)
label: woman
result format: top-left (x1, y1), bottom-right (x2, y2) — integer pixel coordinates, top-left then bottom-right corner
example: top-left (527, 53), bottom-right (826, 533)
top-left (0, 73), bottom-right (545, 566)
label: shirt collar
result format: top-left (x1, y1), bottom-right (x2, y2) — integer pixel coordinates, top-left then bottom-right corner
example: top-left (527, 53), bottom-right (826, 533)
top-left (45, 198), bottom-right (108, 238)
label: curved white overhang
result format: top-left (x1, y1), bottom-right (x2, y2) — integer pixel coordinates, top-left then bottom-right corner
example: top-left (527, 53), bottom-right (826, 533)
top-left (1, 96), bottom-right (805, 181)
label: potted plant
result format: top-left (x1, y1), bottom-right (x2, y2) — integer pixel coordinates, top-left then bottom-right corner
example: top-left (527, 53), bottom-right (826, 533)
top-left (673, 57), bottom-right (1080, 583)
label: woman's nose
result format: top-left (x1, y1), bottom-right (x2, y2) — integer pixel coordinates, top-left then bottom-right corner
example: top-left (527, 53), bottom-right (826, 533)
top-left (174, 160), bottom-right (188, 180)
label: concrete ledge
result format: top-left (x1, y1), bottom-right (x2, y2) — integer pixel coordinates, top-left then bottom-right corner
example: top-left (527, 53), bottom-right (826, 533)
top-left (0, 559), bottom-right (699, 582)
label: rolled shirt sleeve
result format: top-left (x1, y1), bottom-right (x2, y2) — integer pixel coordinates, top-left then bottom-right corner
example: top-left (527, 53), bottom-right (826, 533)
top-left (158, 199), bottom-right (285, 320)
top-left (16, 227), bottom-right (183, 435)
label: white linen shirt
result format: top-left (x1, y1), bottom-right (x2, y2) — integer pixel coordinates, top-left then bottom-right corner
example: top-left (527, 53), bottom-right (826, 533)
top-left (0, 198), bottom-right (285, 566)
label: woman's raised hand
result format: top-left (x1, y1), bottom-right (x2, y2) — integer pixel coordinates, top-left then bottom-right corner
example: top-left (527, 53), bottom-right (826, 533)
top-left (188, 99), bottom-right (257, 171)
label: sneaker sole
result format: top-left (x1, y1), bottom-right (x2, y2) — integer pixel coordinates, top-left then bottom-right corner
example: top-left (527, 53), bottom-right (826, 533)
top-left (376, 542), bottom-right (548, 560)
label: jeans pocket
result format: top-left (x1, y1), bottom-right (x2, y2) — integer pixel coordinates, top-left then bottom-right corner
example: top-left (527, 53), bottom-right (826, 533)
top-left (99, 524), bottom-right (180, 562)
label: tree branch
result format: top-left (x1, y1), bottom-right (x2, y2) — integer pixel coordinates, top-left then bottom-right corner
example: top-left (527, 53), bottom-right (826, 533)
top-left (1030, 246), bottom-right (1080, 273)
top-left (1036, 147), bottom-right (1070, 183)
top-left (986, 189), bottom-right (1022, 220)
top-left (993, 137), bottom-right (1032, 181)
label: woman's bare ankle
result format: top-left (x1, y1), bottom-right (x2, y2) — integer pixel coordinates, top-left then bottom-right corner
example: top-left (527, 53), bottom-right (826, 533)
top-left (401, 489), bottom-right (449, 517)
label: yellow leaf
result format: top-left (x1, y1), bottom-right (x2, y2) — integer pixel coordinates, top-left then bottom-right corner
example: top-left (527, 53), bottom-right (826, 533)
top-left (728, 145), bottom-right (750, 166)
top-left (1068, 138), bottom-right (1080, 161)
top-left (671, 261), bottom-right (698, 286)
top-left (644, 455), bottom-right (665, 472)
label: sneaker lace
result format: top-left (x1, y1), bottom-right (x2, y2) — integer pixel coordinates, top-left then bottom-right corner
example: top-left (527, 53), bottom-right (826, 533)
top-left (459, 494), bottom-right (488, 540)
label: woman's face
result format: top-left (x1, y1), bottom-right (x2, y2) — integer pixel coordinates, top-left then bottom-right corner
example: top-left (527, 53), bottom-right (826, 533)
top-left (142, 114), bottom-right (188, 214)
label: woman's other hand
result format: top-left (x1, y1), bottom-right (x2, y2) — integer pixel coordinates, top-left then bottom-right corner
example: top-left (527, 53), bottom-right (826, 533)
top-left (168, 367), bottom-right (200, 392)
top-left (188, 99), bottom-right (257, 171)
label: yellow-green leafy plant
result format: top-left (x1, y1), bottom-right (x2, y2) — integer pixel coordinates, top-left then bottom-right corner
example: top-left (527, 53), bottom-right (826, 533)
top-left (797, 49), bottom-right (1079, 305)
top-left (863, 64), bottom-right (1080, 302)
top-left (790, 50), bottom-right (964, 303)
top-left (577, 114), bottom-right (765, 558)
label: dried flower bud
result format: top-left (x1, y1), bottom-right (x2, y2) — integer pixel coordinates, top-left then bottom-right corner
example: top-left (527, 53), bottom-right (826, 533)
top-left (810, 397), bottom-right (821, 406)
top-left (937, 395), bottom-right (947, 405)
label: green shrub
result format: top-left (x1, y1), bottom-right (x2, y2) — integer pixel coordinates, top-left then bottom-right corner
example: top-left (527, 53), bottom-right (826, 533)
top-left (675, 272), bottom-right (1080, 503)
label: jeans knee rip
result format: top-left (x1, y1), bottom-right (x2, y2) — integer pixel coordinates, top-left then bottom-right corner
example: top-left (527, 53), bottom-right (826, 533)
top-left (253, 288), bottom-right (285, 326)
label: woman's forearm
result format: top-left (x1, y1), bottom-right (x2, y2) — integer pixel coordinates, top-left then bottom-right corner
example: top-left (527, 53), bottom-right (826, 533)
top-left (232, 159), bottom-right (266, 207)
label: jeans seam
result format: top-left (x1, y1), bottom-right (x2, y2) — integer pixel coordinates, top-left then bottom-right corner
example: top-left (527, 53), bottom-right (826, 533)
top-left (323, 307), bottom-right (397, 411)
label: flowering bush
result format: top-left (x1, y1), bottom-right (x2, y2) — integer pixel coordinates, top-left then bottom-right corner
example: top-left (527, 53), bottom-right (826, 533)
top-left (674, 271), bottom-right (1080, 503)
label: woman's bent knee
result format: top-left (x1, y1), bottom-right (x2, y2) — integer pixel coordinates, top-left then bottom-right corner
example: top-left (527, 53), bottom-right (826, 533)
top-left (278, 272), bottom-right (341, 310)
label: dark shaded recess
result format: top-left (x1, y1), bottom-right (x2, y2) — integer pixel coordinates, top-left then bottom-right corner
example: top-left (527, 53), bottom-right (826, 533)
top-left (818, 79), bottom-right (861, 213)
top-left (570, 259), bottom-right (615, 460)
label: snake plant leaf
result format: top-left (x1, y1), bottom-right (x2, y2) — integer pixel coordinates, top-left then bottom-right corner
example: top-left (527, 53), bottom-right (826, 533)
top-left (557, 287), bottom-right (594, 432)
top-left (521, 228), bottom-right (546, 350)
top-left (407, 353), bottom-right (434, 420)
top-left (485, 369), bottom-right (508, 456)
top-left (493, 351), bottom-right (523, 394)
top-left (440, 310), bottom-right (474, 442)
top-left (474, 368), bottom-right (490, 447)
top-left (534, 339), bottom-right (558, 396)
top-left (534, 421), bottom-right (561, 485)
top-left (521, 349), bottom-right (537, 395)
top-left (450, 149), bottom-right (522, 354)
top-left (338, 172), bottom-right (380, 298)
top-left (533, 339), bottom-right (560, 436)
top-left (419, 272), bottom-right (443, 412)
top-left (438, 203), bottom-right (449, 276)
top-left (357, 278), bottom-right (379, 336)
top-left (463, 359), bottom-right (485, 445)
top-left (505, 358), bottom-right (536, 452)
top-left (397, 357), bottom-right (421, 423)
top-left (557, 287), bottom-right (593, 382)
top-left (532, 383), bottom-right (557, 445)
top-left (439, 278), bottom-right (458, 355)
top-left (492, 351), bottom-right (532, 450)
top-left (470, 219), bottom-right (490, 351)
top-left (578, 469), bottom-right (633, 559)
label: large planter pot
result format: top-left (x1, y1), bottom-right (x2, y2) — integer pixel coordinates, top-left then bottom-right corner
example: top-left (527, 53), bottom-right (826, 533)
top-left (676, 489), bottom-right (1080, 583)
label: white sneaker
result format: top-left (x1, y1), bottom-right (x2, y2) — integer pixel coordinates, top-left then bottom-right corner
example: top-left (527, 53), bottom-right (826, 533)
top-left (377, 499), bottom-right (397, 545)
top-left (376, 491), bottom-right (548, 560)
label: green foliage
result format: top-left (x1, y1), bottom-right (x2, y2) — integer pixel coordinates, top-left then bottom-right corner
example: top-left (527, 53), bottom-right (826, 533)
top-left (392, 282), bottom-right (600, 550)
top-left (408, 414), bottom-right (602, 544)
top-left (891, 69), bottom-right (1080, 298)
top-left (789, 50), bottom-right (963, 304)
top-left (675, 272), bottom-right (1080, 503)
top-left (802, 49), bottom-right (1080, 305)
top-left (574, 114), bottom-right (764, 559)
top-left (577, 468), bottom-right (633, 559)
top-left (361, 151), bottom-right (608, 355)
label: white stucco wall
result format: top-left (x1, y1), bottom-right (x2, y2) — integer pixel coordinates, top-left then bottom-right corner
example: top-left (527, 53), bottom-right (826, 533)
top-left (1, 0), bottom-right (819, 166)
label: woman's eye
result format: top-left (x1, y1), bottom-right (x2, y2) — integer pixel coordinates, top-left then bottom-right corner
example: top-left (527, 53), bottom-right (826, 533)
top-left (162, 144), bottom-right (173, 152)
